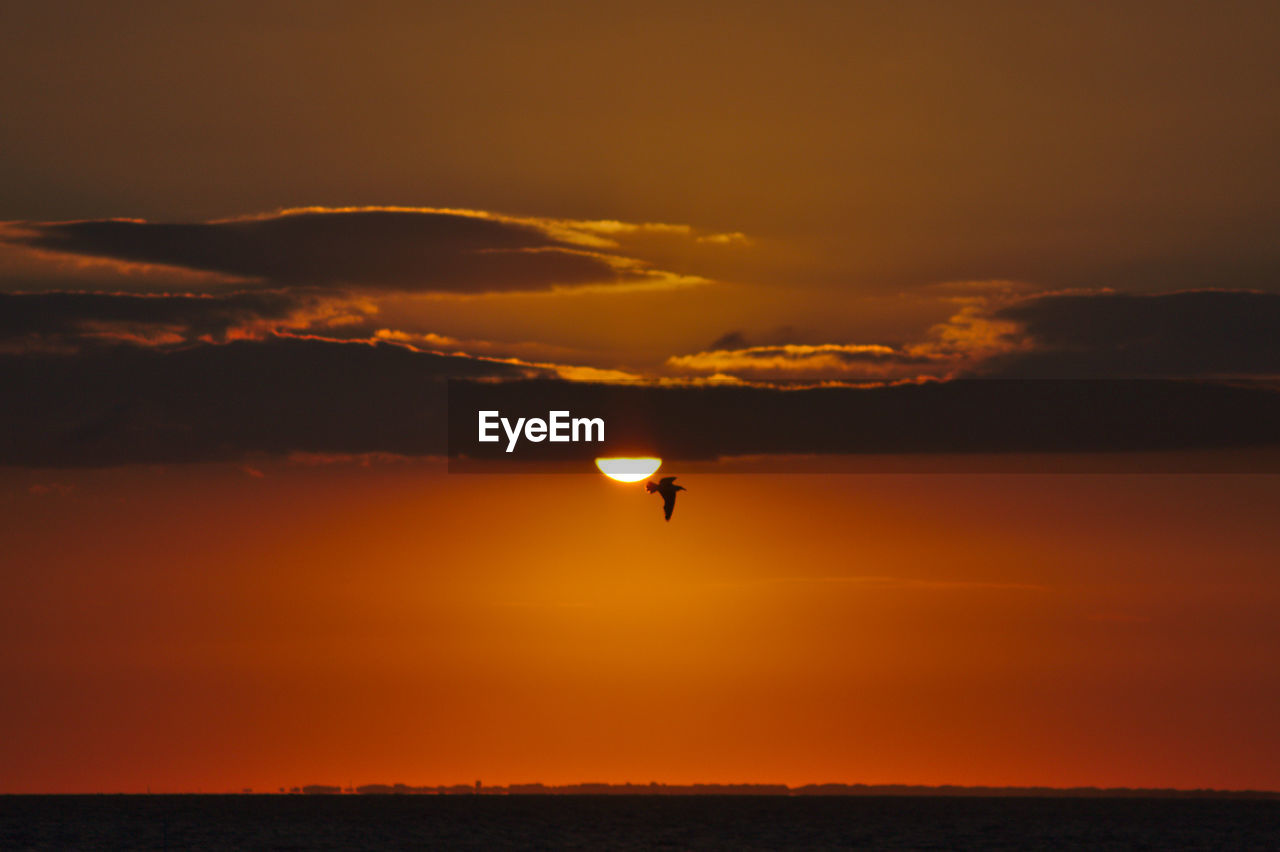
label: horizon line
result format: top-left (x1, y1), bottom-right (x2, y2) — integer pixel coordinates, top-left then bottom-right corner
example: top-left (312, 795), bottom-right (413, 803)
top-left (10, 782), bottom-right (1279, 799)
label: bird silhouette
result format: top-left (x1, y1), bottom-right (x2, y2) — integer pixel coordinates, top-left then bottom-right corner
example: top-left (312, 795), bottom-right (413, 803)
top-left (645, 476), bottom-right (686, 521)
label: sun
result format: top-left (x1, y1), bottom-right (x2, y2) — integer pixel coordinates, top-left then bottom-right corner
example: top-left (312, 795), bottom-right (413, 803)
top-left (595, 457), bottom-right (662, 483)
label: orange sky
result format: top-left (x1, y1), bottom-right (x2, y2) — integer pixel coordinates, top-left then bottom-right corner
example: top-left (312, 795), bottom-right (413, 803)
top-left (3, 460), bottom-right (1278, 793)
top-left (3, 1), bottom-right (1280, 794)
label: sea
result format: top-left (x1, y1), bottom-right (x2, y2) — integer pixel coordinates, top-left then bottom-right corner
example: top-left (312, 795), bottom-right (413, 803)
top-left (2, 794), bottom-right (1279, 850)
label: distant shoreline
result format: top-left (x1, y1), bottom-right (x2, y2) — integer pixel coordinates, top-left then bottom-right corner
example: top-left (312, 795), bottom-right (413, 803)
top-left (9, 785), bottom-right (1279, 800)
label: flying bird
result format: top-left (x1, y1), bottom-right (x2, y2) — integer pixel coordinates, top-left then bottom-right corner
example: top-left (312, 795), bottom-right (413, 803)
top-left (645, 476), bottom-right (686, 521)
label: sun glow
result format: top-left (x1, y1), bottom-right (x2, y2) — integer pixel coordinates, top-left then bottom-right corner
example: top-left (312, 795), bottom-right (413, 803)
top-left (595, 457), bottom-right (662, 482)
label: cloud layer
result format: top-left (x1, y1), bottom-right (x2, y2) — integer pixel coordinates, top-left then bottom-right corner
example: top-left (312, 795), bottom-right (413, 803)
top-left (4, 332), bottom-right (1279, 467)
top-left (0, 290), bottom-right (370, 350)
top-left (666, 343), bottom-right (941, 381)
top-left (3, 205), bottom-right (1279, 468)
top-left (0, 337), bottom-right (541, 466)
top-left (446, 378), bottom-right (1280, 466)
top-left (979, 290), bottom-right (1280, 379)
top-left (2, 208), bottom-right (724, 294)
top-left (667, 290), bottom-right (1280, 383)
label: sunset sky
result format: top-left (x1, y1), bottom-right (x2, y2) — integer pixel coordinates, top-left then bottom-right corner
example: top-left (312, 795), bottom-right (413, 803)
top-left (2, 0), bottom-right (1280, 793)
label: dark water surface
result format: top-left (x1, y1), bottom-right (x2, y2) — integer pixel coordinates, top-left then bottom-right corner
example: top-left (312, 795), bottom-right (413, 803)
top-left (2, 794), bottom-right (1279, 850)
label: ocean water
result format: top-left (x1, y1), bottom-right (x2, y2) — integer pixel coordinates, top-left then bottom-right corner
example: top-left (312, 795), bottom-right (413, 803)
top-left (2, 794), bottom-right (1279, 850)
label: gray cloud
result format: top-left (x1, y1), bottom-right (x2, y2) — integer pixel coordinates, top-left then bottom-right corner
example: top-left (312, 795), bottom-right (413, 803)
top-left (980, 290), bottom-right (1280, 378)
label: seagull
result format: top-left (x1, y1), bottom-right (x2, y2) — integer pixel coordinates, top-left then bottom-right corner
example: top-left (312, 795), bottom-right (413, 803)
top-left (645, 476), bottom-right (686, 521)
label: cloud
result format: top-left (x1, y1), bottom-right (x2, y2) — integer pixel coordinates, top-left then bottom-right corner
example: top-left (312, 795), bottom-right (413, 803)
top-left (674, 289), bottom-right (1280, 384)
top-left (0, 231), bottom-right (249, 293)
top-left (666, 343), bottom-right (941, 381)
top-left (0, 290), bottom-right (371, 350)
top-left (367, 328), bottom-right (646, 383)
top-left (0, 336), bottom-right (542, 466)
top-left (669, 300), bottom-right (1030, 384)
top-left (5, 337), bottom-right (1280, 467)
top-left (370, 328), bottom-right (599, 365)
top-left (1, 207), bottom-right (725, 295)
top-left (976, 290), bottom-right (1280, 379)
top-left (708, 330), bottom-right (750, 350)
top-left (447, 377), bottom-right (1280, 465)
top-left (705, 325), bottom-right (808, 351)
top-left (669, 311), bottom-right (1009, 382)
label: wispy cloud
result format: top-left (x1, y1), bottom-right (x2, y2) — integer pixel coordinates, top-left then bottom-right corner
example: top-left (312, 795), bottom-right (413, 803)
top-left (666, 343), bottom-right (943, 381)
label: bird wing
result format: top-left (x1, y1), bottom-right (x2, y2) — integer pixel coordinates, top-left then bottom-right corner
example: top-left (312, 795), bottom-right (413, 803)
top-left (662, 490), bottom-right (676, 520)
top-left (659, 476), bottom-right (677, 486)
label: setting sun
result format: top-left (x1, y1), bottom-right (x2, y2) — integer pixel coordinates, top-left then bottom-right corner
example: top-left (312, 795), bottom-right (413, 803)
top-left (595, 457), bottom-right (662, 482)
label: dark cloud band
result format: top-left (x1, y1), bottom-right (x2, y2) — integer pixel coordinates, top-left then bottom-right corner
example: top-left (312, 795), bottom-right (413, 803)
top-left (3, 333), bottom-right (1278, 467)
top-left (0, 291), bottom-right (313, 343)
top-left (983, 290), bottom-right (1280, 379)
top-left (7, 210), bottom-right (646, 293)
top-left (0, 337), bottom-right (539, 466)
